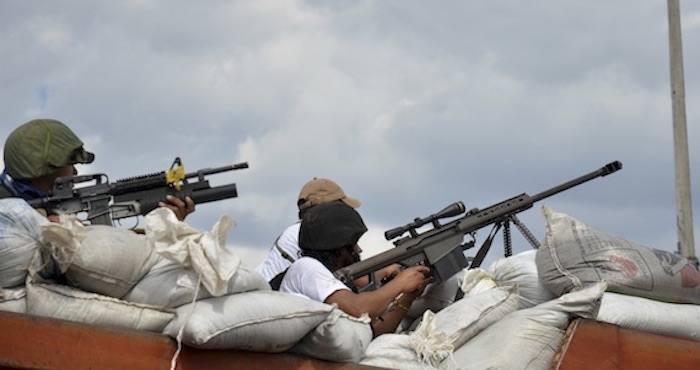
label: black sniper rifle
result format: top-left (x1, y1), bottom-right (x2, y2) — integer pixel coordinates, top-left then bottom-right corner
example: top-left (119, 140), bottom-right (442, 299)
top-left (28, 157), bottom-right (249, 226)
top-left (335, 161), bottom-right (623, 292)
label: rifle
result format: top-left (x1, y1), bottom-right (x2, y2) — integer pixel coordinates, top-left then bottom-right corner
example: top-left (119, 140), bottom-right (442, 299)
top-left (335, 161), bottom-right (622, 292)
top-left (28, 157), bottom-right (249, 226)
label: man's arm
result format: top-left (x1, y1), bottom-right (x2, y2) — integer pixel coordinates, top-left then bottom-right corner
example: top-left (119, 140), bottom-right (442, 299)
top-left (353, 263), bottom-right (401, 289)
top-left (325, 265), bottom-right (431, 334)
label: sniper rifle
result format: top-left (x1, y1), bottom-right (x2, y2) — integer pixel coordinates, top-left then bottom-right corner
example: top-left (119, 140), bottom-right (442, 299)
top-left (28, 157), bottom-right (248, 226)
top-left (335, 161), bottom-right (622, 292)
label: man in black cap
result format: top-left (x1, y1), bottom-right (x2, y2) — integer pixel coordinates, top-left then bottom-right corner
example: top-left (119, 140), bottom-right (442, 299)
top-left (279, 201), bottom-right (432, 336)
top-left (1, 119), bottom-right (195, 221)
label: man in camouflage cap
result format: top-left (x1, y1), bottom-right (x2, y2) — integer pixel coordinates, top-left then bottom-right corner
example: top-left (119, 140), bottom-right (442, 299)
top-left (1, 119), bottom-right (195, 221)
top-left (1, 119), bottom-right (94, 200)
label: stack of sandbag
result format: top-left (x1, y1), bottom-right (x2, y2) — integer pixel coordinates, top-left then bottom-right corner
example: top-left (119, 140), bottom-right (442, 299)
top-left (360, 269), bottom-right (520, 369)
top-left (27, 210), bottom-right (177, 333)
top-left (359, 268), bottom-right (604, 370)
top-left (536, 204), bottom-right (700, 341)
top-left (0, 199), bottom-right (51, 314)
top-left (447, 280), bottom-right (604, 370)
top-left (25, 207), bottom-right (273, 336)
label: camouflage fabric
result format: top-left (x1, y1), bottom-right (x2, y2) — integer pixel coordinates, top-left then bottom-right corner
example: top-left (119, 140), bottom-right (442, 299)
top-left (3, 119), bottom-right (94, 179)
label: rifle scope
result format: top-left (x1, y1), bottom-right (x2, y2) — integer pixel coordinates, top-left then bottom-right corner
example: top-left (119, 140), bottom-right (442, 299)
top-left (384, 201), bottom-right (466, 240)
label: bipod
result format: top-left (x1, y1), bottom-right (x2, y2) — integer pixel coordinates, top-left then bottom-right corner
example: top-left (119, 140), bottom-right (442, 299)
top-left (467, 214), bottom-right (540, 269)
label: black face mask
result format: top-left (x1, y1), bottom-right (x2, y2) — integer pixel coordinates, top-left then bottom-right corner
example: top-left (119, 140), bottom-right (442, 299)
top-left (299, 202), bottom-right (367, 251)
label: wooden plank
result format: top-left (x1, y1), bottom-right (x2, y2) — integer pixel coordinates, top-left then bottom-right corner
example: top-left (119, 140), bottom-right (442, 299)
top-left (554, 319), bottom-right (700, 370)
top-left (554, 319), bottom-right (619, 370)
top-left (0, 311), bottom-right (174, 370)
top-left (0, 311), bottom-right (385, 370)
top-left (617, 325), bottom-right (700, 370)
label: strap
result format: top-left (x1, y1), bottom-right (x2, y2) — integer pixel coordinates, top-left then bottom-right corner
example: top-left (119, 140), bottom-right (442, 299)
top-left (274, 236), bottom-right (296, 264)
top-left (268, 269), bottom-right (288, 291)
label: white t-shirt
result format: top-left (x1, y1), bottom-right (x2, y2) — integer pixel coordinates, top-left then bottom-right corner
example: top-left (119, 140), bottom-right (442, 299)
top-left (255, 222), bottom-right (302, 281)
top-left (279, 256), bottom-right (351, 303)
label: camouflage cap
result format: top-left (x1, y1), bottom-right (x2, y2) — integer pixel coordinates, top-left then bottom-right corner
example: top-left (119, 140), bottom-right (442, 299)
top-left (3, 119), bottom-right (94, 179)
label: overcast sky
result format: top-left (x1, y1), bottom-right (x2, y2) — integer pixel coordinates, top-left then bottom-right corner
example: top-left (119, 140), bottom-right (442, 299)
top-left (2, 1), bottom-right (700, 269)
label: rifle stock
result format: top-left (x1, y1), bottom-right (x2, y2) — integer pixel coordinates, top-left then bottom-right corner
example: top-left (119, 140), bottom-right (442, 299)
top-left (28, 158), bottom-right (248, 226)
top-left (335, 161), bottom-right (622, 292)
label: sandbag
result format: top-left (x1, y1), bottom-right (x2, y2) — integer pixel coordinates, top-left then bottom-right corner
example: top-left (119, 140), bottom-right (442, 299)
top-left (0, 199), bottom-right (49, 288)
top-left (536, 205), bottom-right (700, 304)
top-left (0, 286), bottom-right (26, 314)
top-left (448, 282), bottom-right (605, 370)
top-left (488, 249), bottom-right (556, 308)
top-left (432, 281), bottom-right (519, 349)
top-left (290, 308), bottom-right (373, 363)
top-left (597, 292), bottom-right (700, 341)
top-left (144, 208), bottom-right (242, 297)
top-left (26, 280), bottom-right (174, 332)
top-left (41, 218), bottom-right (157, 298)
top-left (360, 270), bottom-right (520, 370)
top-left (162, 290), bottom-right (333, 352)
top-left (359, 311), bottom-right (450, 370)
top-left (122, 256), bottom-right (270, 308)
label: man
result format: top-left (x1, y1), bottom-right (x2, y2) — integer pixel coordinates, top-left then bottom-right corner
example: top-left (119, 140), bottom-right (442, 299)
top-left (1, 118), bottom-right (195, 220)
top-left (255, 177), bottom-right (361, 282)
top-left (280, 201), bottom-right (432, 336)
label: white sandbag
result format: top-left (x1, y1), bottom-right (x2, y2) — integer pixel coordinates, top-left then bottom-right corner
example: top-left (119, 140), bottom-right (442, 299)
top-left (0, 199), bottom-right (49, 288)
top-left (459, 268), bottom-right (500, 295)
top-left (162, 290), bottom-right (333, 352)
top-left (432, 283), bottom-right (519, 349)
top-left (41, 217), bottom-right (157, 298)
top-left (290, 308), bottom-right (373, 363)
top-left (398, 269), bottom-right (465, 332)
top-left (360, 311), bottom-right (450, 370)
top-left (144, 208), bottom-right (241, 297)
top-left (26, 281), bottom-right (174, 332)
top-left (536, 205), bottom-right (700, 304)
top-left (597, 292), bottom-right (700, 341)
top-left (122, 256), bottom-right (270, 308)
top-left (0, 286), bottom-right (26, 314)
top-left (448, 282), bottom-right (606, 370)
top-left (488, 249), bottom-right (556, 308)
top-left (360, 273), bottom-right (520, 370)
top-left (403, 268), bottom-right (503, 332)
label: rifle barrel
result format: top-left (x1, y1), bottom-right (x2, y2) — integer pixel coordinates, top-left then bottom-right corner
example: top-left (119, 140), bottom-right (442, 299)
top-left (531, 161), bottom-right (622, 203)
top-left (186, 162), bottom-right (249, 179)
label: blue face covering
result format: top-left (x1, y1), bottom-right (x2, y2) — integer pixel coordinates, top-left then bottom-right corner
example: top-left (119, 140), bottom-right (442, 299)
top-left (0, 169), bottom-right (48, 200)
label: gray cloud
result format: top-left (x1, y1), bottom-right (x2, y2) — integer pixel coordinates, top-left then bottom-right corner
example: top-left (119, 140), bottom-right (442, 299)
top-left (2, 0), bottom-right (699, 269)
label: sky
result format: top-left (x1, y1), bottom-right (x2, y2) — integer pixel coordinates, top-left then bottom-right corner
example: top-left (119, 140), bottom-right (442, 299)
top-left (2, 0), bottom-right (700, 270)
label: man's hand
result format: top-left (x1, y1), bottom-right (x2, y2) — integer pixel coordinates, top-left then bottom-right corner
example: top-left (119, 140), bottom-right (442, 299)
top-left (159, 195), bottom-right (196, 221)
top-left (393, 265), bottom-right (432, 296)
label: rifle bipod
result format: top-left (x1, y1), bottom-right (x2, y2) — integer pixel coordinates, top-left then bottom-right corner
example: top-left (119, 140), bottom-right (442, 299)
top-left (468, 214), bottom-right (540, 269)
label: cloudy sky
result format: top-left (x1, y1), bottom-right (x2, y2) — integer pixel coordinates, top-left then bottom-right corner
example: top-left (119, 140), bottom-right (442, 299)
top-left (2, 1), bottom-right (700, 269)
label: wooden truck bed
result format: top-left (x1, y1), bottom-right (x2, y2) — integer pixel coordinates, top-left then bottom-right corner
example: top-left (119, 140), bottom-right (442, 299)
top-left (1, 311), bottom-right (699, 370)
